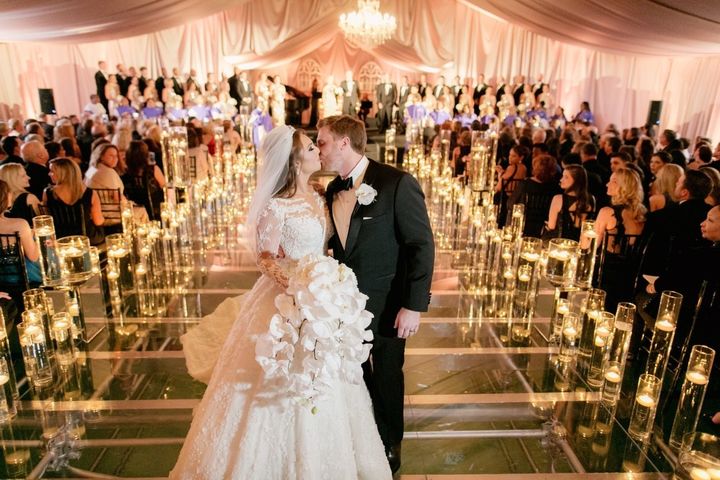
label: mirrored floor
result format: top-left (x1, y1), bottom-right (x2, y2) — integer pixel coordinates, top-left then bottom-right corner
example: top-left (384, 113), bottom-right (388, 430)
top-left (0, 246), bottom-right (674, 479)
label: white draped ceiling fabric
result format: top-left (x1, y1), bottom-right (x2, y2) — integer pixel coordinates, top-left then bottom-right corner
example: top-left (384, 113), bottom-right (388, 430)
top-left (1, 0), bottom-right (720, 140)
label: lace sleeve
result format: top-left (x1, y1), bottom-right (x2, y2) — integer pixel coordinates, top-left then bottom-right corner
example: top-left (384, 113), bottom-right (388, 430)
top-left (256, 200), bottom-right (289, 288)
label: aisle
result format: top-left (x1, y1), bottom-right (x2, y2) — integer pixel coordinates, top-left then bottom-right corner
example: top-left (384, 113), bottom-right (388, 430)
top-left (0, 239), bottom-right (670, 478)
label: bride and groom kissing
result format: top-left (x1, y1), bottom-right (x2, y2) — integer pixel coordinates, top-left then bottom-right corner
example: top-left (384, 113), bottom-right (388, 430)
top-left (171, 115), bottom-right (435, 479)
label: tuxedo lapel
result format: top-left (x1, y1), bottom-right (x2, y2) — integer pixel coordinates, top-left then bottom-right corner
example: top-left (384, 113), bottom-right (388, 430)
top-left (344, 161), bottom-right (380, 256)
top-left (325, 177), bottom-right (344, 256)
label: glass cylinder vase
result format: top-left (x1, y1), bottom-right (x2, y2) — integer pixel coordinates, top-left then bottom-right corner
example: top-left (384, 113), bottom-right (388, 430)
top-left (627, 373), bottom-right (661, 442)
top-left (32, 215), bottom-right (62, 286)
top-left (669, 345), bottom-right (716, 449)
top-left (601, 302), bottom-right (635, 404)
top-left (645, 290), bottom-right (683, 380)
top-left (578, 288), bottom-right (607, 358)
top-left (17, 321), bottom-right (54, 387)
top-left (575, 220), bottom-right (599, 288)
top-left (56, 235), bottom-right (93, 284)
top-left (586, 311), bottom-right (616, 388)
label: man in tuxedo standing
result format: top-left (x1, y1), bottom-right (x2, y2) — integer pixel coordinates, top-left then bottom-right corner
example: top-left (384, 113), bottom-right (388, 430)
top-left (95, 60), bottom-right (109, 112)
top-left (318, 115), bottom-right (434, 474)
top-left (116, 63), bottom-right (130, 97)
top-left (341, 70), bottom-right (361, 116)
top-left (417, 74), bottom-right (429, 99)
top-left (227, 66), bottom-right (242, 106)
top-left (138, 66), bottom-right (150, 95)
top-left (375, 74), bottom-right (397, 134)
top-left (532, 73), bottom-right (547, 98)
top-left (155, 67), bottom-right (169, 97)
top-left (237, 71), bottom-right (254, 110)
top-left (171, 67), bottom-right (184, 96)
top-left (473, 74), bottom-right (488, 114)
top-left (496, 75), bottom-right (507, 102)
top-left (432, 75), bottom-right (445, 99)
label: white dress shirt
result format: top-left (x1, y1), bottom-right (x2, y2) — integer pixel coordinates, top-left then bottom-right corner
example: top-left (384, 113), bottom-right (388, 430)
top-left (332, 156), bottom-right (369, 248)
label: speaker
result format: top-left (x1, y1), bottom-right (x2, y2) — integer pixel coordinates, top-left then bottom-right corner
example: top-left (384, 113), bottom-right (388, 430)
top-left (646, 100), bottom-right (662, 126)
top-left (38, 88), bottom-right (56, 115)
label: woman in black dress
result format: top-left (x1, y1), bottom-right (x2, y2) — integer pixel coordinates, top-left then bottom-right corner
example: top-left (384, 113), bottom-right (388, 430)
top-left (0, 163), bottom-right (40, 225)
top-left (545, 164), bottom-right (595, 240)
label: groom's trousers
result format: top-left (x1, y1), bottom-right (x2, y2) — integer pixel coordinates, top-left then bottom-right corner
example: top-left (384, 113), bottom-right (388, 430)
top-left (363, 334), bottom-right (406, 448)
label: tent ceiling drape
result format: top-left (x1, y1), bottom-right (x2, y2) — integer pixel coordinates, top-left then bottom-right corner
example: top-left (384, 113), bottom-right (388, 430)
top-left (1, 0), bottom-right (719, 141)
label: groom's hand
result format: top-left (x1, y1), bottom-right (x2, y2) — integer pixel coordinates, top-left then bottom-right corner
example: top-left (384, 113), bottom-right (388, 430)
top-left (395, 308), bottom-right (420, 339)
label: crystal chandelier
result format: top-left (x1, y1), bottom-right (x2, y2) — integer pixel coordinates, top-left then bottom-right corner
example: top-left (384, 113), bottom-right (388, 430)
top-left (339, 0), bottom-right (397, 48)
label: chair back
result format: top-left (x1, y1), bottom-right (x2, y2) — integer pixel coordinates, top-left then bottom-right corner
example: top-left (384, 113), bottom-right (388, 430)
top-left (0, 232), bottom-right (30, 291)
top-left (521, 190), bottom-right (555, 237)
top-left (597, 232), bottom-right (650, 290)
top-left (93, 188), bottom-right (122, 225)
top-left (39, 202), bottom-right (87, 239)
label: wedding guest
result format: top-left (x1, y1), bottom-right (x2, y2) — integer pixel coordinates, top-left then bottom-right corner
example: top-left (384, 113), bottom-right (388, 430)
top-left (495, 145), bottom-right (528, 195)
top-left (44, 141), bottom-right (64, 161)
top-left (508, 154), bottom-right (561, 236)
top-left (85, 143), bottom-right (125, 195)
top-left (95, 60), bottom-right (109, 111)
top-left (44, 158), bottom-right (104, 246)
top-left (688, 145), bottom-right (713, 170)
top-left (573, 101), bottom-right (594, 124)
top-left (648, 164), bottom-right (682, 212)
top-left (701, 166), bottom-right (720, 206)
top-left (0, 163), bottom-right (40, 225)
top-left (545, 164), bottom-right (595, 240)
top-left (1, 137), bottom-right (23, 165)
top-left (83, 94), bottom-right (107, 117)
top-left (21, 141), bottom-right (50, 199)
top-left (121, 141), bottom-right (165, 220)
top-left (0, 180), bottom-right (41, 285)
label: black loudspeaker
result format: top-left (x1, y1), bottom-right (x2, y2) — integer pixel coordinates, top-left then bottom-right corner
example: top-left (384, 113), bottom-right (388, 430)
top-left (38, 88), bottom-right (56, 115)
top-left (646, 100), bottom-right (662, 126)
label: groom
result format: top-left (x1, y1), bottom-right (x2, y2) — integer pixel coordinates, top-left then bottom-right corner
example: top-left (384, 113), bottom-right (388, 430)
top-left (318, 115), bottom-right (435, 473)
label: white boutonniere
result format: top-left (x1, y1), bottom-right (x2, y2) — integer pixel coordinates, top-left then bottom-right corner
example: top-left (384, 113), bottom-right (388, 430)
top-left (355, 183), bottom-right (377, 205)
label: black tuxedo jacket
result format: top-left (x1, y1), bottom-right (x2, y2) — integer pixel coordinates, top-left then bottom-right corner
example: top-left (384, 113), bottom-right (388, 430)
top-left (326, 160), bottom-right (435, 336)
top-left (375, 83), bottom-right (397, 108)
top-left (227, 75), bottom-right (241, 105)
top-left (496, 83), bottom-right (506, 102)
top-left (237, 80), bottom-right (253, 106)
top-left (155, 76), bottom-right (166, 96)
top-left (473, 84), bottom-right (487, 102)
top-left (398, 84), bottom-right (410, 107)
top-left (95, 71), bottom-right (107, 99)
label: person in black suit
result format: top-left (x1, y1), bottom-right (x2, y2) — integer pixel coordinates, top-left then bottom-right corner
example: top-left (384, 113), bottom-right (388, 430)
top-left (318, 115), bottom-right (434, 473)
top-left (644, 169), bottom-right (713, 274)
top-left (138, 66), bottom-right (150, 95)
top-left (237, 71), bottom-right (254, 110)
top-left (417, 74), bottom-right (429, 99)
top-left (495, 76), bottom-right (507, 102)
top-left (227, 66), bottom-right (242, 107)
top-left (171, 67), bottom-right (184, 97)
top-left (154, 67), bottom-right (168, 100)
top-left (512, 75), bottom-right (525, 106)
top-left (341, 71), bottom-right (361, 116)
top-left (581, 142), bottom-right (610, 207)
top-left (115, 63), bottom-right (130, 97)
top-left (375, 74), bottom-right (397, 134)
top-left (532, 74), bottom-right (547, 98)
top-left (95, 60), bottom-right (109, 112)
top-left (472, 74), bottom-right (488, 114)
top-left (432, 75), bottom-right (445, 99)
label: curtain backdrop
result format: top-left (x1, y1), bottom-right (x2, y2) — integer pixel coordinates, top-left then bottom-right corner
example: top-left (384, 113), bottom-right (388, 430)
top-left (1, 0), bottom-right (719, 141)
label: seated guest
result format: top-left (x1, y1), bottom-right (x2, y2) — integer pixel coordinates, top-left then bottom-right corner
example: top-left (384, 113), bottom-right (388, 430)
top-left (649, 150), bottom-right (671, 180)
top-left (85, 143), bottom-right (125, 195)
top-left (644, 169), bottom-right (713, 274)
top-left (187, 127), bottom-right (210, 181)
top-left (21, 140), bottom-right (51, 199)
top-left (44, 141), bottom-right (64, 161)
top-left (121, 141), bottom-right (166, 220)
top-left (609, 151), bottom-right (632, 172)
top-left (701, 166), bottom-right (720, 206)
top-left (0, 136), bottom-right (23, 165)
top-left (545, 165), bottom-right (595, 240)
top-left (595, 168), bottom-right (646, 243)
top-left (648, 163), bottom-right (683, 212)
top-left (495, 145), bottom-right (528, 195)
top-left (44, 158), bottom-right (105, 246)
top-left (580, 142), bottom-right (608, 207)
top-left (0, 164), bottom-right (40, 225)
top-left (0, 180), bottom-right (41, 285)
top-left (59, 137), bottom-right (82, 167)
top-left (508, 154), bottom-right (561, 236)
top-left (594, 168), bottom-right (646, 309)
top-left (688, 144), bottom-right (713, 170)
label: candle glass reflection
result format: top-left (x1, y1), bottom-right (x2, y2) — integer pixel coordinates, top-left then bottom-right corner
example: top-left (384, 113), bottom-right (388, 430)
top-left (33, 215), bottom-right (62, 285)
top-left (669, 345), bottom-right (716, 449)
top-left (587, 311), bottom-right (615, 388)
top-left (550, 297), bottom-right (570, 343)
top-left (0, 310), bottom-right (18, 403)
top-left (51, 312), bottom-right (75, 365)
top-left (645, 290), bottom-right (683, 380)
top-left (0, 358), bottom-right (15, 421)
top-left (559, 312), bottom-right (581, 362)
top-left (601, 302), bottom-right (635, 404)
top-left (22, 288), bottom-right (53, 345)
top-left (18, 321), bottom-right (54, 387)
top-left (676, 432), bottom-right (720, 480)
top-left (545, 238), bottom-right (579, 287)
top-left (578, 288), bottom-right (607, 358)
top-left (628, 373), bottom-right (661, 442)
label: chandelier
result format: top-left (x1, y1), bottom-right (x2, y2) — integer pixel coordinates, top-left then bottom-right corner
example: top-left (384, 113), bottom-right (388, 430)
top-left (339, 0), bottom-right (397, 48)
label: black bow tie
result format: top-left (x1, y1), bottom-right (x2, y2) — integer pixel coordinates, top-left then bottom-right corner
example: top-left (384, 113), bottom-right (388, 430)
top-left (328, 176), bottom-right (353, 195)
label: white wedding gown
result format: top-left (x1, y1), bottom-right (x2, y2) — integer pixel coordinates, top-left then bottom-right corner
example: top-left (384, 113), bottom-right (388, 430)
top-left (170, 193), bottom-right (392, 480)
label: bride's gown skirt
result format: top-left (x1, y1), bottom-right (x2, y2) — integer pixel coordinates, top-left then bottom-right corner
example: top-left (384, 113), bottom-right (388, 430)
top-left (170, 196), bottom-right (391, 479)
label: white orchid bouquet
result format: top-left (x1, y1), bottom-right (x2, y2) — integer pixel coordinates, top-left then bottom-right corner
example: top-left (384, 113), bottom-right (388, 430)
top-left (255, 255), bottom-right (373, 412)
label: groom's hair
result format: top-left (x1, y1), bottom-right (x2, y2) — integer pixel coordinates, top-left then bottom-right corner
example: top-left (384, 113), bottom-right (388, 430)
top-left (317, 115), bottom-right (366, 155)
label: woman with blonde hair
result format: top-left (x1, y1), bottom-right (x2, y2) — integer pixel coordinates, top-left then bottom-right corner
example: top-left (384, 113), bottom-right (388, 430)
top-left (648, 163), bottom-right (683, 212)
top-left (0, 179), bottom-right (41, 284)
top-left (0, 163), bottom-right (40, 225)
top-left (595, 167), bottom-right (646, 243)
top-left (44, 158), bottom-right (104, 245)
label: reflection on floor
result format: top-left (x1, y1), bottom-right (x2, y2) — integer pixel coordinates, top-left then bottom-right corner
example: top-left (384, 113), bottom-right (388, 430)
top-left (0, 245), bottom-right (672, 479)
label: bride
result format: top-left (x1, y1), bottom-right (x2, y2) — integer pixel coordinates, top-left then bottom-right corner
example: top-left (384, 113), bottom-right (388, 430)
top-left (170, 125), bottom-right (392, 480)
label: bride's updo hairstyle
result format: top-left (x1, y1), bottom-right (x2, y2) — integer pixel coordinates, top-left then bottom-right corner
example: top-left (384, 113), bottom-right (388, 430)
top-left (245, 125), bottom-right (303, 252)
